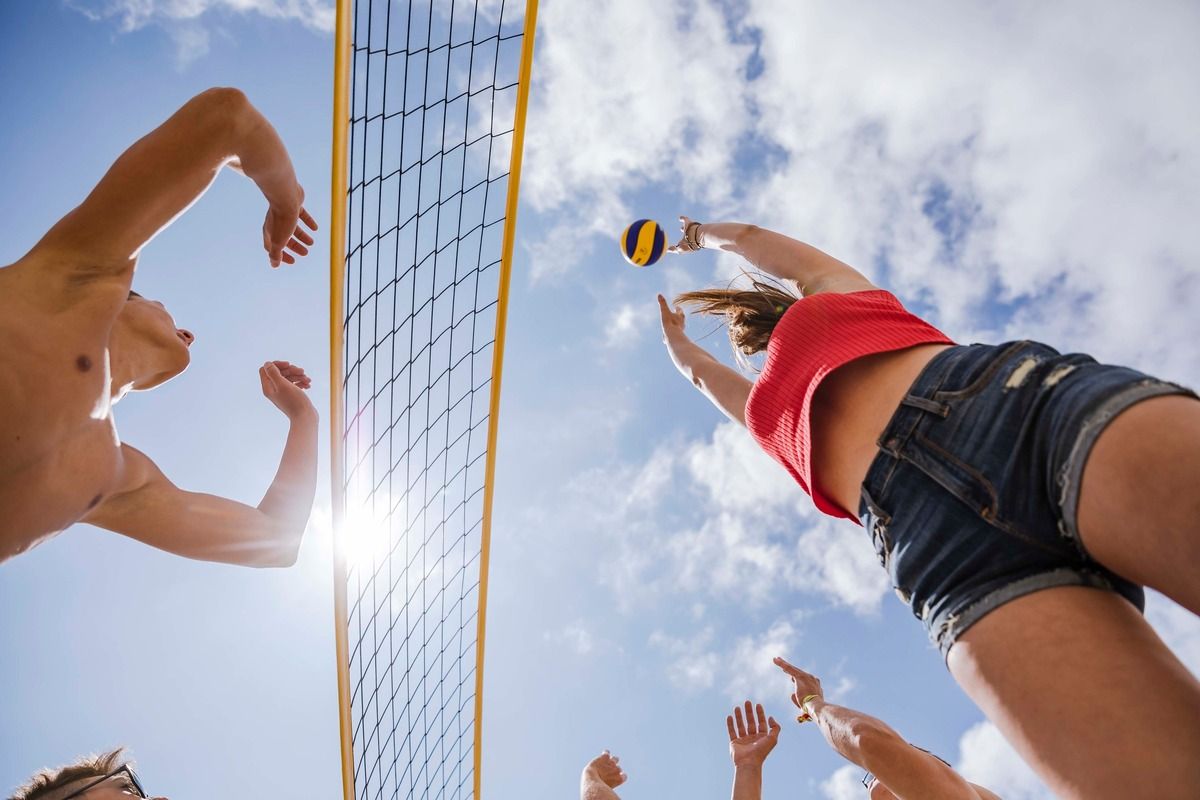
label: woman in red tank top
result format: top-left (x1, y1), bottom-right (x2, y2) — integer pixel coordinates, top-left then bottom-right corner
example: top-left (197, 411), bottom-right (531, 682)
top-left (657, 216), bottom-right (1200, 800)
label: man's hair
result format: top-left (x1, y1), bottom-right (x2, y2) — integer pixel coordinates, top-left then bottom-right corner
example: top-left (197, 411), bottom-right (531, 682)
top-left (9, 748), bottom-right (128, 800)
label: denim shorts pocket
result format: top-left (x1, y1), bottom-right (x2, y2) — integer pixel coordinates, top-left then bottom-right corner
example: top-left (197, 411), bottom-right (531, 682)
top-left (903, 432), bottom-right (999, 520)
top-left (933, 340), bottom-right (1038, 401)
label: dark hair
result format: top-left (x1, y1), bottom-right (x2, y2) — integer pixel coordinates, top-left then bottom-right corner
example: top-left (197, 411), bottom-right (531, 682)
top-left (674, 276), bottom-right (798, 363)
top-left (10, 749), bottom-right (127, 800)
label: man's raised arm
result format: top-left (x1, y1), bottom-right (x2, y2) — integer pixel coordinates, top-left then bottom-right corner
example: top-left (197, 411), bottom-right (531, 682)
top-left (28, 87), bottom-right (315, 285)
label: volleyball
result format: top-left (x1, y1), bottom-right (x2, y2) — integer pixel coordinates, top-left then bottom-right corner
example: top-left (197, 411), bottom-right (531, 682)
top-left (620, 218), bottom-right (667, 267)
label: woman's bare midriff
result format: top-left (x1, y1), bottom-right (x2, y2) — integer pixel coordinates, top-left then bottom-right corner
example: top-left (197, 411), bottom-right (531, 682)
top-left (809, 343), bottom-right (953, 518)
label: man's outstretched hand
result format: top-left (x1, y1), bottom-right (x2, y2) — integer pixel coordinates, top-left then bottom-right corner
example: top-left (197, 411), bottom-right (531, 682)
top-left (259, 360), bottom-right (315, 421)
top-left (263, 196), bottom-right (318, 268)
top-left (727, 701), bottom-right (781, 768)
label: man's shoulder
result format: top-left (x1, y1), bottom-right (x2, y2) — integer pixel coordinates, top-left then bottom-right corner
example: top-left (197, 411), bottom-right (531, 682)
top-left (1, 250), bottom-right (132, 331)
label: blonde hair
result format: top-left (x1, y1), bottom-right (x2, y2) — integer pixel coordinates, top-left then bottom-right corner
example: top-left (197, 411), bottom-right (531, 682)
top-left (10, 748), bottom-right (128, 800)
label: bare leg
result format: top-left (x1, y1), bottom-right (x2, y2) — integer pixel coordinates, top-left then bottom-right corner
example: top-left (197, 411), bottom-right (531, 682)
top-left (948, 586), bottom-right (1200, 800)
top-left (1077, 394), bottom-right (1200, 614)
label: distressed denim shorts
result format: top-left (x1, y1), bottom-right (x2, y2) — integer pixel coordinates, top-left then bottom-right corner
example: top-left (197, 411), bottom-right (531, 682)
top-left (858, 340), bottom-right (1197, 659)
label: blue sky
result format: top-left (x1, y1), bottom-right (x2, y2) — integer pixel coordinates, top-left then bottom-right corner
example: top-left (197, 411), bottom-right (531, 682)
top-left (3, 2), bottom-right (1200, 799)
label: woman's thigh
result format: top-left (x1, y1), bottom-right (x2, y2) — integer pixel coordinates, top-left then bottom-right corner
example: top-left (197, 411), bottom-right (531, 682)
top-left (1077, 394), bottom-right (1200, 613)
top-left (948, 585), bottom-right (1200, 800)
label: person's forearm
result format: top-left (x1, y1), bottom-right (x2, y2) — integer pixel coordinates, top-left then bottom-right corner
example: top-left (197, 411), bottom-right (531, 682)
top-left (580, 774), bottom-right (620, 800)
top-left (694, 222), bottom-right (868, 295)
top-left (256, 410), bottom-right (319, 554)
top-left (671, 338), bottom-right (751, 424)
top-left (807, 698), bottom-right (904, 772)
top-left (731, 765), bottom-right (763, 800)
top-left (226, 92), bottom-right (301, 206)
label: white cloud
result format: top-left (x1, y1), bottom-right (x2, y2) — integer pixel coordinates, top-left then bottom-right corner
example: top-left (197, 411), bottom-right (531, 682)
top-left (649, 627), bottom-right (719, 692)
top-left (523, 0), bottom-right (755, 281)
top-left (583, 421), bottom-right (888, 614)
top-left (1146, 591), bottom-right (1200, 678)
top-left (789, 521), bottom-right (890, 616)
top-left (821, 764), bottom-right (866, 800)
top-left (547, 621), bottom-right (597, 656)
top-left (723, 618), bottom-right (799, 702)
top-left (525, 0), bottom-right (1200, 383)
top-left (603, 303), bottom-right (642, 349)
top-left (956, 720), bottom-right (1053, 800)
top-left (68, 0), bottom-right (335, 66)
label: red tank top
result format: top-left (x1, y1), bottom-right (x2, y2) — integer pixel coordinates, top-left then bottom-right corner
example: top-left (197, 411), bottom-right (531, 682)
top-left (744, 289), bottom-right (954, 521)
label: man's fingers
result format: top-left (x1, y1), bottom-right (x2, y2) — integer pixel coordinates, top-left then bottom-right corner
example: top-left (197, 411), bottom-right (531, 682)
top-left (294, 226), bottom-right (315, 246)
top-left (734, 704), bottom-right (747, 738)
top-left (744, 700), bottom-right (757, 735)
top-left (726, 714), bottom-right (736, 742)
top-left (768, 716), bottom-right (780, 733)
top-left (299, 207), bottom-right (319, 230)
top-left (756, 703), bottom-right (768, 733)
top-left (286, 237), bottom-right (309, 257)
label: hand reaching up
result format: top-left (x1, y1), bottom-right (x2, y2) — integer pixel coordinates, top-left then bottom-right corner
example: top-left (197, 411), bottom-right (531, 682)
top-left (259, 360), bottom-right (316, 422)
top-left (727, 700), bottom-right (781, 768)
top-left (581, 751), bottom-right (627, 800)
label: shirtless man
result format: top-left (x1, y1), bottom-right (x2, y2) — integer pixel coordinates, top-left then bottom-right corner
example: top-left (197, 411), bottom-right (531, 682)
top-left (0, 87), bottom-right (319, 567)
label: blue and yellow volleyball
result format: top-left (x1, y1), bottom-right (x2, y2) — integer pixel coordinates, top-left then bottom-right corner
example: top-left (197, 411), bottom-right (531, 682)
top-left (620, 218), bottom-right (667, 267)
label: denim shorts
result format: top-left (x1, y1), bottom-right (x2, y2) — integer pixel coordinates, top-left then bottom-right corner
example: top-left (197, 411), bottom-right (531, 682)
top-left (858, 340), bottom-right (1197, 660)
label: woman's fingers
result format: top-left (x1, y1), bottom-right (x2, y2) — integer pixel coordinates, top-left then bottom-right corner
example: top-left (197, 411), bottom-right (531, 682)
top-left (734, 704), bottom-right (747, 738)
top-left (756, 703), bottom-right (768, 734)
top-left (258, 365), bottom-right (272, 395)
top-left (768, 716), bottom-right (780, 734)
top-left (745, 700), bottom-right (757, 735)
top-left (726, 714), bottom-right (737, 742)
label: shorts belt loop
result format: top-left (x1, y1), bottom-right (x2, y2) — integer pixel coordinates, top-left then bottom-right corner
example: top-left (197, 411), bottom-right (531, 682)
top-left (900, 395), bottom-right (951, 417)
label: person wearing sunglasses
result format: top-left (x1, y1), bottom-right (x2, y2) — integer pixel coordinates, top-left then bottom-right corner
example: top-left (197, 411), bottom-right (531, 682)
top-left (774, 657), bottom-right (1002, 799)
top-left (8, 748), bottom-right (164, 800)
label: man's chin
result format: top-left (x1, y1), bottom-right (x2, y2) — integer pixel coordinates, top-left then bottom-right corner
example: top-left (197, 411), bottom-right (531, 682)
top-left (133, 357), bottom-right (189, 391)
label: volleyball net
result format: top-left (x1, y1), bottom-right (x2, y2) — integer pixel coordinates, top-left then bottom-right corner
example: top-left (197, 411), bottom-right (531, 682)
top-left (328, 0), bottom-right (537, 797)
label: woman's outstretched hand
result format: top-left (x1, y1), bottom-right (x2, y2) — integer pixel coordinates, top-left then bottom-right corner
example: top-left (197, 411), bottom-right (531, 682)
top-left (658, 293), bottom-right (702, 380)
top-left (667, 214), bottom-right (702, 254)
top-left (259, 360), bottom-right (316, 421)
top-left (657, 293), bottom-right (689, 342)
top-left (727, 700), bottom-right (781, 768)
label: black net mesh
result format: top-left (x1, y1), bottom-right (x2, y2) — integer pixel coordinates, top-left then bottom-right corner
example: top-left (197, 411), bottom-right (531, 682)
top-left (338, 1), bottom-right (530, 797)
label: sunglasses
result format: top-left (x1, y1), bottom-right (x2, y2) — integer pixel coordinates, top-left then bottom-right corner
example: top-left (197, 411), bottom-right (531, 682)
top-left (60, 764), bottom-right (147, 799)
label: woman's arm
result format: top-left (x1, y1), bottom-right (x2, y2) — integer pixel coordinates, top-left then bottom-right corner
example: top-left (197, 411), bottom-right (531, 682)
top-left (670, 216), bottom-right (876, 296)
top-left (774, 658), bottom-right (984, 800)
top-left (82, 362), bottom-right (318, 568)
top-left (658, 295), bottom-right (753, 425)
